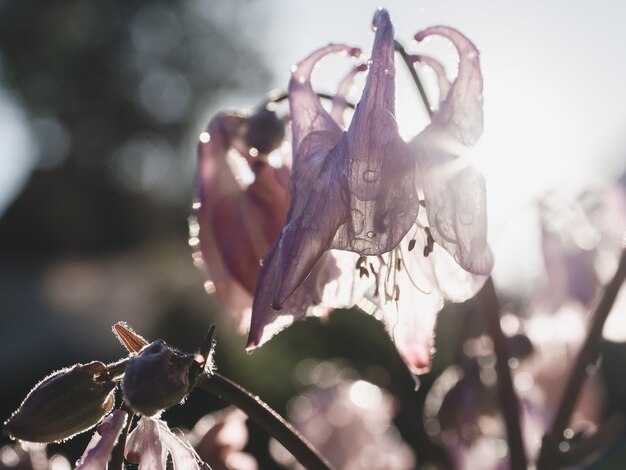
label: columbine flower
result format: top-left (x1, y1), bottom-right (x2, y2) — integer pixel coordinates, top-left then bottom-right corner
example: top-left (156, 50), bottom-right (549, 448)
top-left (248, 9), bottom-right (419, 347)
top-left (194, 107), bottom-right (290, 330)
top-left (247, 10), bottom-right (492, 368)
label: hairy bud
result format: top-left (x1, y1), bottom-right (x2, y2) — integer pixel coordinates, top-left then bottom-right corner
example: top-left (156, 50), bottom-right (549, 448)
top-left (122, 340), bottom-right (196, 416)
top-left (4, 362), bottom-right (116, 443)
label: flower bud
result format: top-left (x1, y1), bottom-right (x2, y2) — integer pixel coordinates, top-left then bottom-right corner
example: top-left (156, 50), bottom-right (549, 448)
top-left (244, 107), bottom-right (284, 155)
top-left (122, 340), bottom-right (196, 416)
top-left (4, 362), bottom-right (116, 443)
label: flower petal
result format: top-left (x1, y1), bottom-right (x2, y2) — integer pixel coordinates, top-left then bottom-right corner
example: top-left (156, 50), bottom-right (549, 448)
top-left (414, 26), bottom-right (483, 145)
top-left (406, 54), bottom-right (451, 105)
top-left (411, 26), bottom-right (493, 275)
top-left (126, 417), bottom-right (166, 470)
top-left (331, 63), bottom-right (368, 128)
top-left (336, 9), bottom-right (419, 256)
top-left (156, 420), bottom-right (201, 470)
top-left (76, 410), bottom-right (127, 470)
top-left (289, 44), bottom-right (361, 154)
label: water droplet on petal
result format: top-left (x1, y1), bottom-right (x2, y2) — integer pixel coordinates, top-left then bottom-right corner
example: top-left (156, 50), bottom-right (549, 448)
top-left (199, 132), bottom-right (210, 143)
top-left (362, 169), bottom-right (378, 182)
top-left (366, 231), bottom-right (376, 239)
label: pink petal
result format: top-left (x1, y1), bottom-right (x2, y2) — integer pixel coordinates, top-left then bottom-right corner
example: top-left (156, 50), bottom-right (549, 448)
top-left (337, 9), bottom-right (419, 256)
top-left (407, 54), bottom-right (451, 104)
top-left (76, 411), bottom-right (128, 470)
top-left (125, 417), bottom-right (166, 470)
top-left (289, 44), bottom-right (361, 154)
top-left (331, 63), bottom-right (368, 128)
top-left (411, 26), bottom-right (493, 275)
top-left (415, 26), bottom-right (483, 145)
top-left (196, 112), bottom-right (290, 326)
top-left (156, 420), bottom-right (200, 470)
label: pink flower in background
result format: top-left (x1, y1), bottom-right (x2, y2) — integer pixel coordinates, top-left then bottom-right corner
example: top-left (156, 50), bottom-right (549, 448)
top-left (187, 408), bottom-right (257, 470)
top-left (270, 361), bottom-right (415, 469)
top-left (194, 108), bottom-right (290, 331)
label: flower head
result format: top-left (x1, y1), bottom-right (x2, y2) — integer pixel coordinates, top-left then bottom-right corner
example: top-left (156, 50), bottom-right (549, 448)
top-left (248, 9), bottom-right (419, 347)
top-left (194, 108), bottom-right (290, 330)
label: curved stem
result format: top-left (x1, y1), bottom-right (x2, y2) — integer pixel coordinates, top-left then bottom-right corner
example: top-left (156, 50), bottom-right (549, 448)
top-left (197, 373), bottom-right (334, 470)
top-left (477, 278), bottom-right (528, 470)
top-left (394, 40), bottom-right (433, 119)
top-left (267, 91), bottom-right (356, 110)
top-left (538, 248), bottom-right (626, 468)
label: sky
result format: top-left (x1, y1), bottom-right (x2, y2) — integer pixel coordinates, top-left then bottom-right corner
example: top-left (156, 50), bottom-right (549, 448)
top-left (2, 0), bottom-right (625, 289)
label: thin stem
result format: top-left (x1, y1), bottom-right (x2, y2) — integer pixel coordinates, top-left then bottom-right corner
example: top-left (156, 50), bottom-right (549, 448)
top-left (538, 247), bottom-right (626, 468)
top-left (394, 40), bottom-right (433, 119)
top-left (197, 373), bottom-right (334, 470)
top-left (267, 91), bottom-right (355, 109)
top-left (477, 278), bottom-right (528, 470)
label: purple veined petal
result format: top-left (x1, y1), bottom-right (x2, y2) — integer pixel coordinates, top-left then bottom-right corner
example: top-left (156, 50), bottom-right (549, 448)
top-left (414, 26), bottom-right (483, 146)
top-left (156, 420), bottom-right (201, 470)
top-left (270, 8), bottom-right (419, 310)
top-left (126, 417), bottom-right (166, 470)
top-left (76, 411), bottom-right (128, 470)
top-left (273, 143), bottom-right (348, 308)
top-left (289, 44), bottom-right (361, 155)
top-left (406, 54), bottom-right (451, 105)
top-left (331, 63), bottom-right (368, 128)
top-left (247, 243), bottom-right (328, 349)
top-left (338, 9), bottom-right (420, 256)
top-left (415, 146), bottom-right (494, 275)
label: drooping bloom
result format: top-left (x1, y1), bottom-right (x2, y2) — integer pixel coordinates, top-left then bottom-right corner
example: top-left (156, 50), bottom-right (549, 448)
top-left (247, 11), bottom-right (492, 365)
top-left (248, 9), bottom-right (419, 347)
top-left (194, 107), bottom-right (290, 329)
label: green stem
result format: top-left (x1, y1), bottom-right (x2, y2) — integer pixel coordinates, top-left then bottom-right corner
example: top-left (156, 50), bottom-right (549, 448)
top-left (197, 373), bottom-right (334, 470)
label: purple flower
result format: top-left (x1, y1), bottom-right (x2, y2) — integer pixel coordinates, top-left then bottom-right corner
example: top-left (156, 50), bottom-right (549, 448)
top-left (248, 9), bottom-right (419, 347)
top-left (247, 12), bottom-right (492, 359)
top-left (194, 109), bottom-right (290, 331)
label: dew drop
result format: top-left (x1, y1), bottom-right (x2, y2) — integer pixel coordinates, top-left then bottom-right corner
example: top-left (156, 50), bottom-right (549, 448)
top-left (362, 169), bottom-right (378, 182)
top-left (199, 131), bottom-right (210, 143)
top-left (351, 209), bottom-right (365, 234)
top-left (366, 231), bottom-right (376, 239)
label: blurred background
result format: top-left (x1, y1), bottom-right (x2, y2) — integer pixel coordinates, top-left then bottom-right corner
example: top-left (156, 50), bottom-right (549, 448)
top-left (1, 0), bottom-right (626, 468)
